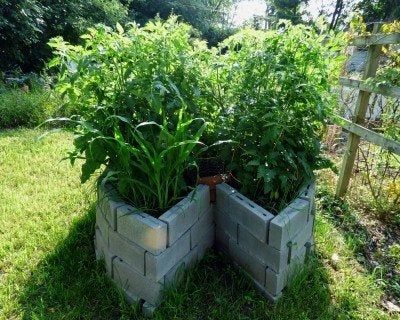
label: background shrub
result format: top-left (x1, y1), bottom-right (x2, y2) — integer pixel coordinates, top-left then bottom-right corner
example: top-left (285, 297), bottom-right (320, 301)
top-left (0, 88), bottom-right (60, 129)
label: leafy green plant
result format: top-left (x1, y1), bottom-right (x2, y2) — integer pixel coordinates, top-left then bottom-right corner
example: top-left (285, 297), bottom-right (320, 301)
top-left (48, 17), bottom-right (216, 215)
top-left (213, 24), bottom-right (336, 212)
top-left (0, 88), bottom-right (60, 129)
top-left (49, 17), bottom-right (339, 214)
top-left (0, 0), bottom-right (129, 72)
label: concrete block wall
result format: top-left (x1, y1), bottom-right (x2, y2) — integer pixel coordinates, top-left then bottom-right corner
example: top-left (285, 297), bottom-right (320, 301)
top-left (95, 181), bottom-right (316, 311)
top-left (215, 182), bottom-right (315, 301)
top-left (95, 184), bottom-right (214, 310)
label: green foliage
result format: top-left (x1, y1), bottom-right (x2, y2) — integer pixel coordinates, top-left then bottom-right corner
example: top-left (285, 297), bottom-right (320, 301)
top-left (0, 0), bottom-right (46, 70)
top-left (266, 0), bottom-right (308, 25)
top-left (356, 0), bottom-right (400, 23)
top-left (130, 0), bottom-right (237, 46)
top-left (214, 24), bottom-right (335, 211)
top-left (49, 17), bottom-right (216, 214)
top-left (49, 16), bottom-right (338, 213)
top-left (0, 0), bottom-right (129, 72)
top-left (0, 88), bottom-right (59, 129)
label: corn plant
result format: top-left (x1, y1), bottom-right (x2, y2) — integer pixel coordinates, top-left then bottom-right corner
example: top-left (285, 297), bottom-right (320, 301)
top-left (48, 17), bottom-right (216, 215)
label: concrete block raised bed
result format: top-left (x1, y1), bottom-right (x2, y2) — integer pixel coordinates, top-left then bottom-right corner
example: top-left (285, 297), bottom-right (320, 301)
top-left (95, 181), bottom-right (316, 313)
top-left (214, 182), bottom-right (316, 301)
top-left (95, 184), bottom-right (214, 312)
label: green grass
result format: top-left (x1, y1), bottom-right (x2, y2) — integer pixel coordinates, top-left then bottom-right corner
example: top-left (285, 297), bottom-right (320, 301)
top-left (0, 129), bottom-right (395, 319)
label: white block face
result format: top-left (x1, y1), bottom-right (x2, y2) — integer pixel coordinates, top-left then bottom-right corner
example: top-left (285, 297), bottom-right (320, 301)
top-left (116, 206), bottom-right (168, 255)
top-left (108, 229), bottom-right (146, 275)
top-left (95, 182), bottom-right (315, 309)
top-left (145, 231), bottom-right (191, 282)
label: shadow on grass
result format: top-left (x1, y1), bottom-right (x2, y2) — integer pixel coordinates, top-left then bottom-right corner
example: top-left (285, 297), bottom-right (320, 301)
top-left (19, 205), bottom-right (139, 320)
top-left (318, 188), bottom-right (400, 301)
top-left (20, 204), bottom-right (347, 320)
top-left (155, 250), bottom-right (350, 320)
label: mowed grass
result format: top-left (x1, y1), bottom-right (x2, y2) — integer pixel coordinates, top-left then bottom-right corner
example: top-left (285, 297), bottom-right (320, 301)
top-left (0, 129), bottom-right (394, 319)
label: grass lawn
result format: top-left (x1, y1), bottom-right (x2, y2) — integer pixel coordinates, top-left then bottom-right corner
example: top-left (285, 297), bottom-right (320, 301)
top-left (0, 129), bottom-right (397, 319)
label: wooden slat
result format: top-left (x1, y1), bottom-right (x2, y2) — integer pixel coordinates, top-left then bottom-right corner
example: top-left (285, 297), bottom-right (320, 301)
top-left (336, 23), bottom-right (382, 198)
top-left (333, 116), bottom-right (400, 155)
top-left (352, 33), bottom-right (400, 46)
top-left (340, 77), bottom-right (400, 99)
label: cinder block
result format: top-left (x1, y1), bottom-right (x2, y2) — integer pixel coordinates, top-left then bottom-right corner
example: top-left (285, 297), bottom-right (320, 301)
top-left (228, 238), bottom-right (266, 286)
top-left (160, 199), bottom-right (196, 247)
top-left (94, 227), bottom-right (114, 276)
top-left (117, 206), bottom-right (167, 255)
top-left (288, 219), bottom-right (314, 258)
top-left (145, 231), bottom-right (190, 281)
top-left (109, 229), bottom-right (146, 275)
top-left (265, 267), bottom-right (285, 296)
top-left (265, 245), bottom-right (307, 296)
top-left (190, 206), bottom-right (214, 249)
top-left (160, 185), bottom-right (211, 247)
top-left (214, 209), bottom-right (238, 242)
top-left (196, 224), bottom-right (215, 258)
top-left (113, 257), bottom-right (163, 306)
top-left (98, 184), bottom-right (124, 231)
top-left (96, 206), bottom-right (109, 244)
top-left (193, 184), bottom-right (211, 216)
top-left (268, 198), bottom-right (309, 250)
top-left (216, 183), bottom-right (274, 243)
top-left (214, 227), bottom-right (230, 253)
top-left (163, 248), bottom-right (198, 286)
top-left (215, 183), bottom-right (236, 213)
top-left (238, 224), bottom-right (283, 273)
top-left (253, 279), bottom-right (282, 303)
top-left (229, 193), bottom-right (274, 243)
top-left (299, 181), bottom-right (316, 202)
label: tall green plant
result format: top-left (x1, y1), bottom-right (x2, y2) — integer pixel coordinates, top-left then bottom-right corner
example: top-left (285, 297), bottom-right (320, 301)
top-left (49, 17), bottom-right (215, 215)
top-left (214, 23), bottom-right (337, 211)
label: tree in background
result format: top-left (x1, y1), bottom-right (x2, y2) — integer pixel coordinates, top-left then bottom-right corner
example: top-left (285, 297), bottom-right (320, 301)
top-left (0, 0), bottom-right (46, 71)
top-left (0, 0), bottom-right (129, 72)
top-left (266, 0), bottom-right (308, 25)
top-left (329, 0), bottom-right (344, 30)
top-left (0, 0), bottom-right (237, 72)
top-left (129, 0), bottom-right (236, 46)
top-left (356, 0), bottom-right (400, 23)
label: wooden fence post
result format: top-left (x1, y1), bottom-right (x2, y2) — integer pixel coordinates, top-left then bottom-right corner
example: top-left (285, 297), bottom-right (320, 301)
top-left (335, 24), bottom-right (383, 198)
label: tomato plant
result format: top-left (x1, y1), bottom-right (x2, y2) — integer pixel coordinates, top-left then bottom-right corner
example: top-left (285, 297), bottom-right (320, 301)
top-left (213, 24), bottom-right (335, 212)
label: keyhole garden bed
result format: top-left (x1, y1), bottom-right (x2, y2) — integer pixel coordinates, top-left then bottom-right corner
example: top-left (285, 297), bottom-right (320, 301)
top-left (49, 16), bottom-right (339, 315)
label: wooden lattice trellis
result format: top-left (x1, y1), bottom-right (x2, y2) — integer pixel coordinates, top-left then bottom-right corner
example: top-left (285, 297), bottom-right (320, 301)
top-left (335, 23), bottom-right (400, 198)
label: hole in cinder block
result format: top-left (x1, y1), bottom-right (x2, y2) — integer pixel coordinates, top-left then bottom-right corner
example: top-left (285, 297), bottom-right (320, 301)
top-left (248, 202), bottom-right (255, 208)
top-left (235, 195), bottom-right (244, 201)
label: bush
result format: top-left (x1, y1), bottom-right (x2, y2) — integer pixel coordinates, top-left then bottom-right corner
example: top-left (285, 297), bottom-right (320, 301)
top-left (49, 17), bottom-right (217, 215)
top-left (0, 88), bottom-right (60, 129)
top-left (213, 24), bottom-right (335, 212)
